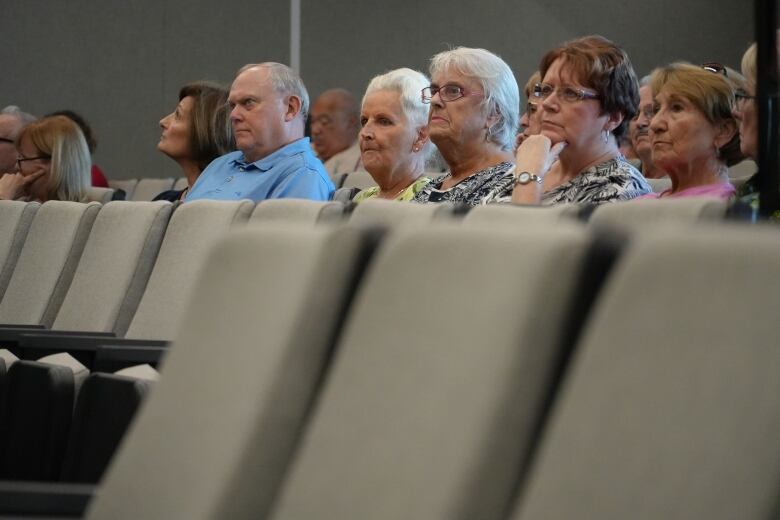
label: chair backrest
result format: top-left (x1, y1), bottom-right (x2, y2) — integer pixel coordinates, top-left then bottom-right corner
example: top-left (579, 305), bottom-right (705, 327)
top-left (87, 225), bottom-right (379, 519)
top-left (588, 198), bottom-right (727, 232)
top-left (510, 224), bottom-right (780, 520)
top-left (341, 170), bottom-right (378, 190)
top-left (85, 187), bottom-right (115, 204)
top-left (349, 199), bottom-right (456, 227)
top-left (0, 201), bottom-right (39, 301)
top-left (462, 203), bottom-right (583, 227)
top-left (172, 177), bottom-right (188, 191)
top-left (131, 178), bottom-right (175, 201)
top-left (270, 225), bottom-right (597, 520)
top-left (51, 201), bottom-right (173, 335)
top-left (728, 158), bottom-right (756, 179)
top-left (0, 201), bottom-right (100, 327)
top-left (123, 199), bottom-right (253, 340)
top-left (250, 199), bottom-right (345, 226)
top-left (108, 179), bottom-right (138, 199)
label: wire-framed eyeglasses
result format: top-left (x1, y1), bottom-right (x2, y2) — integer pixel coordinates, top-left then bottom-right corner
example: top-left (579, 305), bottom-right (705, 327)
top-left (421, 84), bottom-right (484, 104)
top-left (532, 83), bottom-right (600, 103)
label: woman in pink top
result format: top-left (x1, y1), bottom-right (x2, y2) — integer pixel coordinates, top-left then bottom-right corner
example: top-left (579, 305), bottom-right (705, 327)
top-left (638, 62), bottom-right (745, 201)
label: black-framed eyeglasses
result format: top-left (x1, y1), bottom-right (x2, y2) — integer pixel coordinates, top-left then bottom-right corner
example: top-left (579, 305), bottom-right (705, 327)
top-left (0, 137), bottom-right (14, 145)
top-left (421, 84), bottom-right (483, 104)
top-left (702, 62), bottom-right (728, 76)
top-left (16, 154), bottom-right (50, 169)
top-left (532, 83), bottom-right (600, 103)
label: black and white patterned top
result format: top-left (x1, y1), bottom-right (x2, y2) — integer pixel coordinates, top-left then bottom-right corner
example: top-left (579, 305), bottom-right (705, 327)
top-left (412, 161), bottom-right (515, 206)
top-left (540, 156), bottom-right (651, 205)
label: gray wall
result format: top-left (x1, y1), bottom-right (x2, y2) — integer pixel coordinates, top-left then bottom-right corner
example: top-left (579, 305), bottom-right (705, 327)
top-left (1, 0), bottom-right (752, 180)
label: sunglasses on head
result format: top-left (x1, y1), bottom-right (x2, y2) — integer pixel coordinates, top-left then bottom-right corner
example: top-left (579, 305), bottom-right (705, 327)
top-left (701, 62), bottom-right (728, 77)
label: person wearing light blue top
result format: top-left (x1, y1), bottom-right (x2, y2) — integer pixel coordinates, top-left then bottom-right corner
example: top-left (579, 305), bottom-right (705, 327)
top-left (186, 62), bottom-right (334, 202)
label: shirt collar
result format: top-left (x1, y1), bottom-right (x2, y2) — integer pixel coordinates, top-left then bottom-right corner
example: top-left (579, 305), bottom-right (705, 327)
top-left (231, 137), bottom-right (311, 172)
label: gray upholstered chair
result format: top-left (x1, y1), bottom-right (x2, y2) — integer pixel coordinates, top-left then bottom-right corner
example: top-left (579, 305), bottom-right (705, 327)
top-left (108, 179), bottom-right (138, 200)
top-left (85, 187), bottom-right (116, 204)
top-left (130, 178), bottom-right (175, 201)
top-left (86, 224), bottom-right (380, 519)
top-left (0, 201), bottom-right (40, 301)
top-left (509, 224), bottom-right (780, 520)
top-left (349, 198), bottom-right (457, 227)
top-left (462, 203), bottom-right (584, 227)
top-left (250, 199), bottom-right (346, 226)
top-left (0, 201), bottom-right (101, 327)
top-left (588, 197), bottom-right (727, 232)
top-left (340, 170), bottom-right (378, 190)
top-left (270, 224), bottom-right (601, 520)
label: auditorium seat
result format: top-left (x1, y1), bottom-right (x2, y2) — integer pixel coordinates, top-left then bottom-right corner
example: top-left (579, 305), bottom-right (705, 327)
top-left (588, 197), bottom-right (727, 231)
top-left (172, 177), bottom-right (188, 191)
top-left (85, 224), bottom-right (381, 519)
top-left (509, 224), bottom-right (780, 520)
top-left (108, 179), bottom-right (138, 200)
top-left (131, 178), bottom-right (175, 201)
top-left (15, 200), bottom-right (253, 368)
top-left (0, 202), bottom-right (101, 328)
top-left (0, 353), bottom-right (88, 481)
top-left (85, 187), bottom-right (116, 204)
top-left (646, 177), bottom-right (672, 193)
top-left (0, 201), bottom-right (39, 301)
top-left (250, 199), bottom-right (346, 226)
top-left (269, 224), bottom-right (605, 520)
top-left (341, 170), bottom-right (378, 190)
top-left (462, 203), bottom-right (584, 226)
top-left (348, 198), bottom-right (456, 227)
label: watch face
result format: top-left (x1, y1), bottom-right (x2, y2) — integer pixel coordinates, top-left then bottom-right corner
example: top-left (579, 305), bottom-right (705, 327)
top-left (518, 172), bottom-right (531, 183)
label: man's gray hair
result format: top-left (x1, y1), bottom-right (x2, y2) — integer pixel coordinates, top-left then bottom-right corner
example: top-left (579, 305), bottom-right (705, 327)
top-left (1, 105), bottom-right (37, 124)
top-left (639, 74), bottom-right (652, 88)
top-left (429, 47), bottom-right (519, 151)
top-left (237, 63), bottom-right (310, 120)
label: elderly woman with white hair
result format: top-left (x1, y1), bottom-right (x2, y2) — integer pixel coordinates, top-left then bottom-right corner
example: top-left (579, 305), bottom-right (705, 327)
top-left (352, 68), bottom-right (432, 202)
top-left (412, 47), bottom-right (520, 205)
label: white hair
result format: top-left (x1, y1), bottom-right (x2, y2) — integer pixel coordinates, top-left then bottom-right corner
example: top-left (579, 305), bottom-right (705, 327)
top-left (429, 47), bottom-right (520, 151)
top-left (237, 62), bottom-right (310, 119)
top-left (1, 105), bottom-right (37, 125)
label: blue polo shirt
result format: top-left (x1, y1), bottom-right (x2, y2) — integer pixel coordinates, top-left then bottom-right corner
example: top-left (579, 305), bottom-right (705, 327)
top-left (185, 137), bottom-right (334, 202)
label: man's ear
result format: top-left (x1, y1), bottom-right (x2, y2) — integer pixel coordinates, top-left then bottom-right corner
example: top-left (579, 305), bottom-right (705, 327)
top-left (284, 95), bottom-right (302, 122)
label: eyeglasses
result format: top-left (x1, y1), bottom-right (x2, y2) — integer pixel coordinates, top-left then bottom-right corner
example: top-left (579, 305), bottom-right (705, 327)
top-left (701, 62), bottom-right (728, 76)
top-left (533, 83), bottom-right (600, 103)
top-left (0, 137), bottom-right (14, 145)
top-left (421, 84), bottom-right (483, 104)
top-left (16, 154), bottom-right (50, 169)
top-left (734, 89), bottom-right (757, 107)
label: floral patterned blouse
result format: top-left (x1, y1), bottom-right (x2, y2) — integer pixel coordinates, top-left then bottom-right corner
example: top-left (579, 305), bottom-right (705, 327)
top-left (412, 161), bottom-right (515, 206)
top-left (539, 156), bottom-right (651, 205)
top-left (353, 177), bottom-right (431, 203)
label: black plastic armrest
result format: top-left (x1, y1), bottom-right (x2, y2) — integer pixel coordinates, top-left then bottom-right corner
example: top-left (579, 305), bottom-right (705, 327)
top-left (0, 328), bottom-right (114, 351)
top-left (16, 332), bottom-right (120, 368)
top-left (0, 480), bottom-right (95, 516)
top-left (95, 342), bottom-right (170, 372)
top-left (0, 323), bottom-right (47, 330)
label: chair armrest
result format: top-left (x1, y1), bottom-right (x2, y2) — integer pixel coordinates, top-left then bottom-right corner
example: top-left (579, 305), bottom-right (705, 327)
top-left (0, 479), bottom-right (95, 516)
top-left (94, 342), bottom-right (170, 372)
top-left (16, 332), bottom-right (119, 367)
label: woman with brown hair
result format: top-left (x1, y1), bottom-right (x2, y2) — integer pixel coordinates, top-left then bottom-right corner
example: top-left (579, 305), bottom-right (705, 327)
top-left (154, 81), bottom-right (234, 201)
top-left (0, 115), bottom-right (91, 201)
top-left (507, 35), bottom-right (651, 205)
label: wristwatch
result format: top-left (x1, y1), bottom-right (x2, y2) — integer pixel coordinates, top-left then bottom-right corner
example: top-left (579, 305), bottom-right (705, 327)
top-left (514, 171), bottom-right (543, 186)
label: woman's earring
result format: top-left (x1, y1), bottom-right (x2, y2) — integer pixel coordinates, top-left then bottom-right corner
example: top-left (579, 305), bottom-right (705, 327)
top-left (603, 129), bottom-right (610, 143)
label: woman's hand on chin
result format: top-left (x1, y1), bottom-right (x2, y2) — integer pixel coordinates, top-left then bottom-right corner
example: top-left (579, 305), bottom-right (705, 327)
top-left (0, 170), bottom-right (45, 200)
top-left (515, 134), bottom-right (567, 179)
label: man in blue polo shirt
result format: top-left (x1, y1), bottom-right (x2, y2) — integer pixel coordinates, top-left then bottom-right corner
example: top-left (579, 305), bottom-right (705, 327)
top-left (186, 62), bottom-right (334, 202)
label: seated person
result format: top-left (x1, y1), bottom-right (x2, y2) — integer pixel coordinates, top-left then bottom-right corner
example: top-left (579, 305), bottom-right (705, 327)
top-left (352, 68), bottom-right (432, 202)
top-left (733, 32), bottom-right (780, 218)
top-left (516, 71), bottom-right (542, 150)
top-left (0, 115), bottom-right (90, 202)
top-left (629, 76), bottom-right (666, 179)
top-left (310, 88), bottom-right (362, 179)
top-left (0, 106), bottom-right (36, 174)
top-left (413, 47), bottom-right (519, 205)
top-left (185, 62), bottom-right (334, 202)
top-left (637, 62), bottom-right (743, 200)
top-left (46, 109), bottom-right (110, 187)
top-left (154, 82), bottom-right (234, 201)
top-left (510, 35), bottom-right (651, 206)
